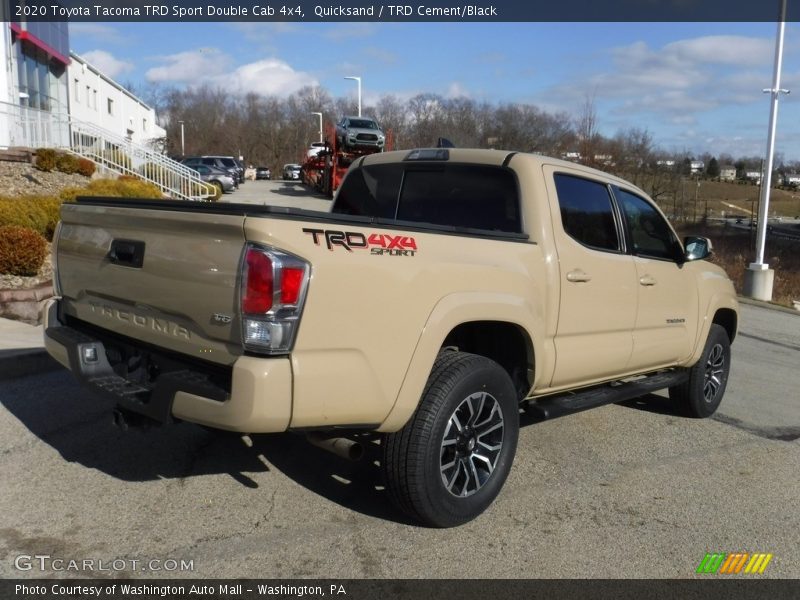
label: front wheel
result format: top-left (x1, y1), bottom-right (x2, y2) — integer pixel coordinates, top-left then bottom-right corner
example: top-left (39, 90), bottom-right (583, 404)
top-left (382, 351), bottom-right (519, 527)
top-left (669, 324), bottom-right (731, 418)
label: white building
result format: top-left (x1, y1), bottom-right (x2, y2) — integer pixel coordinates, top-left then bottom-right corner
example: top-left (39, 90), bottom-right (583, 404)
top-left (719, 166), bottom-right (736, 182)
top-left (0, 15), bottom-right (71, 147)
top-left (783, 173), bottom-right (800, 187)
top-left (68, 52), bottom-right (165, 147)
top-left (690, 160), bottom-right (705, 174)
top-left (0, 11), bottom-right (164, 151)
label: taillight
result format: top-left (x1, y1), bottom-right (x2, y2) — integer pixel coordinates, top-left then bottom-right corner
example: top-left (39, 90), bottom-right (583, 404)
top-left (240, 245), bottom-right (310, 355)
top-left (280, 267), bottom-right (304, 304)
top-left (243, 248), bottom-right (273, 313)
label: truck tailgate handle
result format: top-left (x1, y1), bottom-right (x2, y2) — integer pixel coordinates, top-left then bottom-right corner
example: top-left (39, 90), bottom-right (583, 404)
top-left (566, 269), bottom-right (591, 283)
top-left (108, 239), bottom-right (145, 268)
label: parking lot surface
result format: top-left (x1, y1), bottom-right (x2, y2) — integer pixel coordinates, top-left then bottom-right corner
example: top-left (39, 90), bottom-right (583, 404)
top-left (221, 179), bottom-right (331, 211)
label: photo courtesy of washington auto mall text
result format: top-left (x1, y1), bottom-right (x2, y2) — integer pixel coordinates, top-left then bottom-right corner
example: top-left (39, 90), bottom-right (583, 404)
top-left (14, 583), bottom-right (349, 598)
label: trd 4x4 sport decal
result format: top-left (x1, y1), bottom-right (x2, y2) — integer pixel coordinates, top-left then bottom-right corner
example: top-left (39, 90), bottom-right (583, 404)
top-left (303, 228), bottom-right (418, 256)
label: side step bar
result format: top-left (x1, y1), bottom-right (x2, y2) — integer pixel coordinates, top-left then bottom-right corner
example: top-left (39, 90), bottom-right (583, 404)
top-left (525, 370), bottom-right (689, 421)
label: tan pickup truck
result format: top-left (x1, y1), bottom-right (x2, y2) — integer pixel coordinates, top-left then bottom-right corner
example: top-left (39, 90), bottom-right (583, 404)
top-left (44, 149), bottom-right (738, 527)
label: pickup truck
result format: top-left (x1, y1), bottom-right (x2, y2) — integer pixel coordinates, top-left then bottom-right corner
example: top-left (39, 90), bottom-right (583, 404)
top-left (44, 148), bottom-right (738, 527)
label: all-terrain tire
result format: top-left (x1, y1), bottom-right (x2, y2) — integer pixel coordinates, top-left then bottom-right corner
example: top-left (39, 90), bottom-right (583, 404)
top-left (669, 324), bottom-right (731, 418)
top-left (382, 351), bottom-right (519, 527)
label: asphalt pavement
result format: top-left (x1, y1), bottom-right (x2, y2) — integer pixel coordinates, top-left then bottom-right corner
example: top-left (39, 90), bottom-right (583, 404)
top-left (0, 301), bottom-right (797, 579)
top-left (220, 178), bottom-right (332, 211)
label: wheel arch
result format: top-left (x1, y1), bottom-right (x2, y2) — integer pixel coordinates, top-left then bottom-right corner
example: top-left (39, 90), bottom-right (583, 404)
top-left (441, 321), bottom-right (534, 400)
top-left (378, 291), bottom-right (541, 432)
top-left (712, 308), bottom-right (737, 343)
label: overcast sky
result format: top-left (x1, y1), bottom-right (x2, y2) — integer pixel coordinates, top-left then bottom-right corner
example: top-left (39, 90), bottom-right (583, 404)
top-left (69, 21), bottom-right (800, 160)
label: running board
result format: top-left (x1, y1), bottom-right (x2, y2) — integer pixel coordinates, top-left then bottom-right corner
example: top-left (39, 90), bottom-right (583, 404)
top-left (525, 370), bottom-right (688, 421)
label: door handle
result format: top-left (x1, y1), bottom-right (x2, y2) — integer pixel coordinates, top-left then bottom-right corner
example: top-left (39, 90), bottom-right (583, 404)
top-left (566, 269), bottom-right (591, 283)
top-left (639, 275), bottom-right (657, 286)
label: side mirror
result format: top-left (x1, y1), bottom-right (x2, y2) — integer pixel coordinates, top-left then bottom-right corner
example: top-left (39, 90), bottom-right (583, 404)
top-left (683, 236), bottom-right (713, 261)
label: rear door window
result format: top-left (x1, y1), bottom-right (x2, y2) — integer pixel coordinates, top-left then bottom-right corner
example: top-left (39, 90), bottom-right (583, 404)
top-left (553, 174), bottom-right (620, 252)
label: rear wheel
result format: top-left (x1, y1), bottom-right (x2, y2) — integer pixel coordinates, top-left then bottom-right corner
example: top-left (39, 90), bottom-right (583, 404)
top-left (669, 324), bottom-right (731, 418)
top-left (382, 351), bottom-right (519, 527)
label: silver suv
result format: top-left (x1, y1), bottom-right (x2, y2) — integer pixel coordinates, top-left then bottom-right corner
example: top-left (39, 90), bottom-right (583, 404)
top-left (335, 116), bottom-right (386, 150)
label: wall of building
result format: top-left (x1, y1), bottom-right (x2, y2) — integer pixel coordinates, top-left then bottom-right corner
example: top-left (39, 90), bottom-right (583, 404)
top-left (67, 53), bottom-right (165, 147)
top-left (0, 21), bottom-right (71, 148)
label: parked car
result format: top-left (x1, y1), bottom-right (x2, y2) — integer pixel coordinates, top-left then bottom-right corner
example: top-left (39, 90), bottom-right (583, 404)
top-left (335, 116), bottom-right (386, 150)
top-left (255, 166), bottom-right (271, 180)
top-left (307, 142), bottom-right (326, 158)
top-left (188, 164), bottom-right (236, 196)
top-left (282, 163), bottom-right (301, 180)
top-left (181, 156), bottom-right (243, 185)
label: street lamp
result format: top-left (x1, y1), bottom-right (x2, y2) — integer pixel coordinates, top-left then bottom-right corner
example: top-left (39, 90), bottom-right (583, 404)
top-left (311, 112), bottom-right (323, 143)
top-left (744, 0), bottom-right (789, 302)
top-left (178, 120), bottom-right (185, 156)
top-left (344, 76), bottom-right (361, 117)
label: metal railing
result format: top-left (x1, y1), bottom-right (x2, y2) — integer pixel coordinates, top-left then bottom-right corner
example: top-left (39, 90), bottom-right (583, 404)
top-left (0, 101), bottom-right (214, 201)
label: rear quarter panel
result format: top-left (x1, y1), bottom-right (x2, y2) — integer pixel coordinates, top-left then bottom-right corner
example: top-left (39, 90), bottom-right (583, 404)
top-left (245, 217), bottom-right (546, 429)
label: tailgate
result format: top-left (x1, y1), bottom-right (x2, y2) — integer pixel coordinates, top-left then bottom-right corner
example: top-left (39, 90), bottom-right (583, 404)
top-left (56, 202), bottom-right (245, 366)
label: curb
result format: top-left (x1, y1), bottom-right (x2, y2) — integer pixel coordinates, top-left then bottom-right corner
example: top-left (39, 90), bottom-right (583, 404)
top-left (737, 296), bottom-right (800, 316)
top-left (0, 348), bottom-right (61, 381)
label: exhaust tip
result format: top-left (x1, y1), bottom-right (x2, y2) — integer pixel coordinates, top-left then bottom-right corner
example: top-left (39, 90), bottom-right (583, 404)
top-left (306, 433), bottom-right (364, 461)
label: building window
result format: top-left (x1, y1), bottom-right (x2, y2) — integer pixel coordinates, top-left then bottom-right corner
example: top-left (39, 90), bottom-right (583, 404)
top-left (73, 78), bottom-right (79, 102)
top-left (15, 36), bottom-right (67, 114)
top-left (142, 118), bottom-right (147, 132)
top-left (93, 89), bottom-right (97, 110)
top-left (107, 98), bottom-right (114, 115)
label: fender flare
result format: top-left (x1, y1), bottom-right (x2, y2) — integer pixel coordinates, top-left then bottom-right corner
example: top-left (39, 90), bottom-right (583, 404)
top-left (377, 291), bottom-right (542, 432)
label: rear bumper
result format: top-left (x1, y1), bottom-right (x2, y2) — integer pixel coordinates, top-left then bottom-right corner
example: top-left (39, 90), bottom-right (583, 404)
top-left (43, 300), bottom-right (292, 433)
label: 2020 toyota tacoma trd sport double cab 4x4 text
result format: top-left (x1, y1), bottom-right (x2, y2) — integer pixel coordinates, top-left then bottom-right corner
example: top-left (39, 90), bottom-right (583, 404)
top-left (44, 148), bottom-right (738, 527)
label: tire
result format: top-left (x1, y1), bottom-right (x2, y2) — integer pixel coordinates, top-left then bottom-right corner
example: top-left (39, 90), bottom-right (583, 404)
top-left (669, 324), bottom-right (731, 418)
top-left (382, 351), bottom-right (520, 527)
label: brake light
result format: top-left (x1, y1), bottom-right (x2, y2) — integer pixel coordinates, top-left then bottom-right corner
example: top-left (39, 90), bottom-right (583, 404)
top-left (281, 267), bottom-right (304, 305)
top-left (240, 245), bottom-right (310, 355)
top-left (243, 248), bottom-right (273, 314)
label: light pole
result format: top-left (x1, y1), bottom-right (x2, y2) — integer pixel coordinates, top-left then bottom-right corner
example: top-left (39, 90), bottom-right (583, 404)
top-left (344, 76), bottom-right (361, 117)
top-left (744, 0), bottom-right (789, 301)
top-left (311, 112), bottom-right (323, 143)
top-left (178, 120), bottom-right (185, 156)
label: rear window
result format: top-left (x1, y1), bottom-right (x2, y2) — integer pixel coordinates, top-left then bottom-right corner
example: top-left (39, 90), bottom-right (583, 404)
top-left (334, 163), bottom-right (521, 233)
